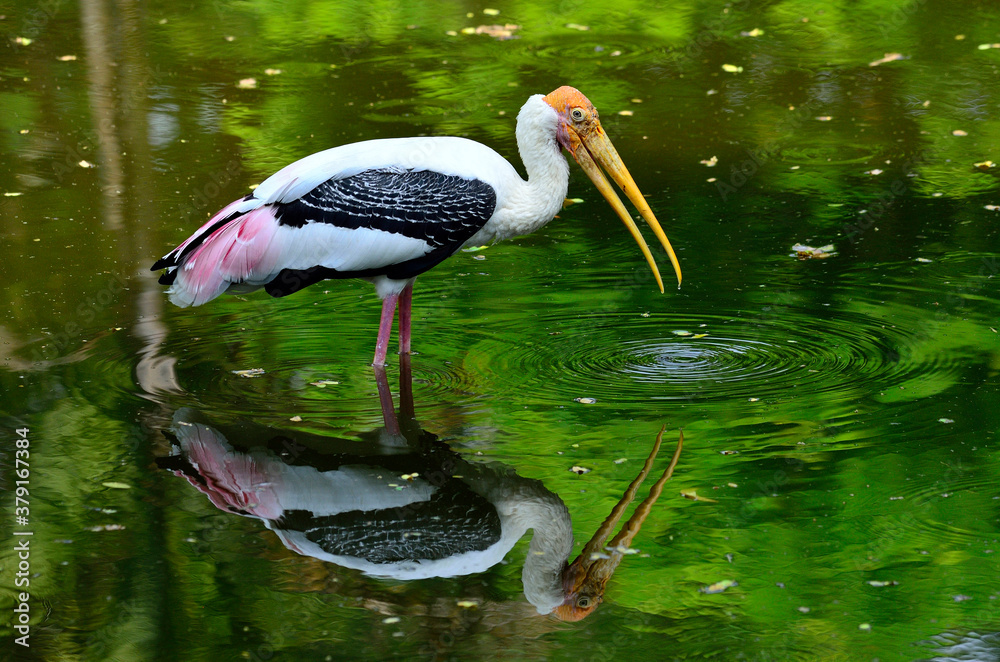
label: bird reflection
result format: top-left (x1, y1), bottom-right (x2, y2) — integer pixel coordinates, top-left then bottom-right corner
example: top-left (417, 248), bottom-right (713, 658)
top-left (157, 356), bottom-right (681, 618)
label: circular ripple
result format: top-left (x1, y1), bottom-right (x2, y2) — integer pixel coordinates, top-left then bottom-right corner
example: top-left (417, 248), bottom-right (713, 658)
top-left (145, 250), bottom-right (994, 416)
top-left (454, 305), bottom-right (969, 408)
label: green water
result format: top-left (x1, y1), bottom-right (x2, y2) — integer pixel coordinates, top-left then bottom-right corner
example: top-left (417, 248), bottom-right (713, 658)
top-left (2, 0), bottom-right (999, 660)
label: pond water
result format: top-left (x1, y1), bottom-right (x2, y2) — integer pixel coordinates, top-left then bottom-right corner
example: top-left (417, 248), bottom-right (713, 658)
top-left (2, 1), bottom-right (1000, 660)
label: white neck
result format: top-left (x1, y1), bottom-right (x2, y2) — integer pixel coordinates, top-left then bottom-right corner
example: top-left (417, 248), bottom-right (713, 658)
top-left (489, 95), bottom-right (570, 241)
top-left (489, 478), bottom-right (574, 614)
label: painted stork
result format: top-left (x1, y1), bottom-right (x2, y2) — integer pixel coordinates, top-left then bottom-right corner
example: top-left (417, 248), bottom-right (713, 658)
top-left (158, 356), bottom-right (683, 618)
top-left (151, 86), bottom-right (682, 365)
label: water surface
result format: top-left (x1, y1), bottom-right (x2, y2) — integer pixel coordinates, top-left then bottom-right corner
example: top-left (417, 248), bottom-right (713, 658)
top-left (2, 1), bottom-right (999, 660)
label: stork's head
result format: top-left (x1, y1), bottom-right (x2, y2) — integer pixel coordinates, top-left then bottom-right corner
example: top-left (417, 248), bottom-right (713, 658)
top-left (543, 86), bottom-right (682, 292)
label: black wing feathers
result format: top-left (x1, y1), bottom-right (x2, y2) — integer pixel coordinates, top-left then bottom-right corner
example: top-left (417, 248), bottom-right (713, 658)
top-left (263, 168), bottom-right (497, 297)
top-left (152, 169), bottom-right (497, 297)
top-left (275, 168), bottom-right (496, 248)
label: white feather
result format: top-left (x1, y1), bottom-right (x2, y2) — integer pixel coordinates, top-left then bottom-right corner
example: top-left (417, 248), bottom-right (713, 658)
top-left (253, 137), bottom-right (521, 206)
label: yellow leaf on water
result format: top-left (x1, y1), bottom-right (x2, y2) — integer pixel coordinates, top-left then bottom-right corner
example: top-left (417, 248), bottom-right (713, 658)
top-left (700, 579), bottom-right (737, 594)
top-left (309, 380), bottom-right (340, 387)
top-left (721, 63), bottom-right (743, 73)
top-left (483, 8), bottom-right (499, 15)
top-left (565, 23), bottom-right (589, 31)
top-left (791, 243), bottom-right (838, 260)
top-left (237, 78), bottom-right (257, 89)
top-left (470, 24), bottom-right (520, 39)
top-left (869, 52), bottom-right (904, 67)
top-left (102, 482), bottom-right (131, 490)
top-left (681, 489), bottom-right (718, 503)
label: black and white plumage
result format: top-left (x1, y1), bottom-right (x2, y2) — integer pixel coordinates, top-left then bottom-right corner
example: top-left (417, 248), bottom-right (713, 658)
top-left (158, 356), bottom-right (682, 619)
top-left (279, 478), bottom-right (503, 564)
top-left (151, 86), bottom-right (682, 365)
top-left (160, 407), bottom-right (575, 614)
top-left (261, 169), bottom-right (497, 296)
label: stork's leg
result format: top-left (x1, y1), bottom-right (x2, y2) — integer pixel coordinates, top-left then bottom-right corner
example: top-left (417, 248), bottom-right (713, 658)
top-left (373, 292), bottom-right (399, 367)
top-left (373, 363), bottom-right (401, 435)
top-left (398, 282), bottom-right (414, 356)
top-left (398, 352), bottom-right (414, 424)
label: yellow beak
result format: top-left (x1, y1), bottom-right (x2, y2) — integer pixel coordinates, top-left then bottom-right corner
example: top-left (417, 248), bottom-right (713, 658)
top-left (570, 127), bottom-right (682, 292)
top-left (554, 427), bottom-right (684, 621)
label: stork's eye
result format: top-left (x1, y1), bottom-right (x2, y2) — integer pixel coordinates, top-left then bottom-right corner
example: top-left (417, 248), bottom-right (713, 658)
top-left (570, 107), bottom-right (586, 122)
top-left (577, 596), bottom-right (591, 608)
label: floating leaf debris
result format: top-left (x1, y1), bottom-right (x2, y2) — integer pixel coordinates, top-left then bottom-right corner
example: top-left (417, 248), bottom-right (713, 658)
top-left (700, 579), bottom-right (738, 594)
top-left (869, 52), bottom-right (905, 67)
top-left (791, 244), bottom-right (837, 260)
